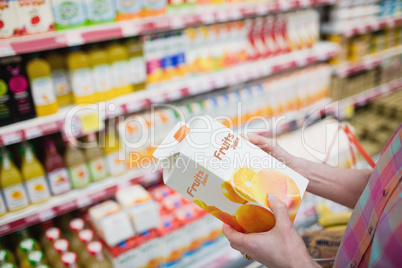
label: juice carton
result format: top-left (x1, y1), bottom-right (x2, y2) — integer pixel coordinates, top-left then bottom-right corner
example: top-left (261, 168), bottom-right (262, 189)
top-left (153, 116), bottom-right (308, 233)
top-left (88, 200), bottom-right (135, 246)
top-left (0, 0), bottom-right (20, 38)
top-left (116, 185), bottom-right (161, 234)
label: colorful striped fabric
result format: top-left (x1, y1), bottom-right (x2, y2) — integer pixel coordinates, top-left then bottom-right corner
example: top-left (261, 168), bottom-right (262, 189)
top-left (334, 124), bottom-right (402, 267)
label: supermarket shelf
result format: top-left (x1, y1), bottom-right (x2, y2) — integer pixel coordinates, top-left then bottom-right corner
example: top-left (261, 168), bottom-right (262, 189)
top-left (0, 168), bottom-right (160, 237)
top-left (322, 16), bottom-right (402, 38)
top-left (0, 41), bottom-right (339, 146)
top-left (0, 0), bottom-right (336, 57)
top-left (333, 45), bottom-right (402, 78)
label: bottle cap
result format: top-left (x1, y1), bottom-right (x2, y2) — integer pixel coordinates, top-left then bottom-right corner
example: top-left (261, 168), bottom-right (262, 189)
top-left (69, 218), bottom-right (84, 232)
top-left (0, 250), bottom-right (8, 262)
top-left (0, 263), bottom-right (16, 268)
top-left (27, 251), bottom-right (44, 265)
top-left (87, 241), bottom-right (102, 256)
top-left (54, 239), bottom-right (69, 253)
top-left (45, 227), bottom-right (61, 242)
top-left (61, 252), bottom-right (78, 266)
top-left (19, 238), bottom-right (35, 253)
top-left (78, 229), bottom-right (94, 244)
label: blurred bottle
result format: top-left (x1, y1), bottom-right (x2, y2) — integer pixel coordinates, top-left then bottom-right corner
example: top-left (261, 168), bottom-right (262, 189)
top-left (88, 45), bottom-right (113, 102)
top-left (77, 229), bottom-right (94, 267)
top-left (67, 47), bottom-right (96, 104)
top-left (0, 189), bottom-right (7, 217)
top-left (126, 38), bottom-right (146, 91)
top-left (64, 141), bottom-right (90, 189)
top-left (20, 250), bottom-right (47, 268)
top-left (26, 55), bottom-right (58, 117)
top-left (51, 239), bottom-right (70, 268)
top-left (21, 142), bottom-right (51, 204)
top-left (68, 218), bottom-right (85, 254)
top-left (0, 248), bottom-right (16, 265)
top-left (107, 42), bottom-right (133, 97)
top-left (84, 0), bottom-right (116, 24)
top-left (86, 241), bottom-right (112, 268)
top-left (0, 148), bottom-right (29, 212)
top-left (46, 52), bottom-right (73, 106)
top-left (42, 227), bottom-right (61, 265)
top-left (43, 138), bottom-right (71, 195)
top-left (104, 129), bottom-right (127, 176)
top-left (51, 0), bottom-right (87, 30)
top-left (84, 133), bottom-right (108, 182)
top-left (16, 238), bottom-right (41, 262)
top-left (60, 252), bottom-right (80, 268)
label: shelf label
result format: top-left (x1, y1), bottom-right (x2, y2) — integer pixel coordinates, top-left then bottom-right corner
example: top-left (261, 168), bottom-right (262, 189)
top-left (24, 127), bottom-right (43, 140)
top-left (228, 9), bottom-right (242, 20)
top-left (76, 196), bottom-right (92, 208)
top-left (170, 17), bottom-right (185, 29)
top-left (217, 11), bottom-right (228, 22)
top-left (1, 131), bottom-right (23, 145)
top-left (201, 13), bottom-right (215, 24)
top-left (121, 23), bottom-right (141, 37)
top-left (65, 32), bottom-right (84, 46)
top-left (39, 209), bottom-right (56, 222)
top-left (0, 43), bottom-right (16, 57)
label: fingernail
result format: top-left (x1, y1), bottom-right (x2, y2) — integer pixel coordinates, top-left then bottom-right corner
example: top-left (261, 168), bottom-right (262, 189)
top-left (268, 193), bottom-right (278, 200)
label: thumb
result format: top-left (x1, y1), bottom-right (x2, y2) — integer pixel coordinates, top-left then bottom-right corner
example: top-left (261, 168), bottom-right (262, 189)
top-left (268, 193), bottom-right (292, 229)
top-left (248, 135), bottom-right (276, 154)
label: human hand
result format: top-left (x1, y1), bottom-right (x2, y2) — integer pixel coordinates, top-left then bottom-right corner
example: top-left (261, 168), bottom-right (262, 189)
top-left (247, 134), bottom-right (300, 170)
top-left (222, 194), bottom-right (318, 268)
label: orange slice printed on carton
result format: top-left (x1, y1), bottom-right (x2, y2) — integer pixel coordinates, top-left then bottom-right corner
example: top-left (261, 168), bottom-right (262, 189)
top-left (236, 204), bottom-right (276, 233)
top-left (251, 170), bottom-right (289, 208)
top-left (221, 181), bottom-right (247, 204)
top-left (174, 125), bottom-right (190, 142)
top-left (231, 167), bottom-right (258, 202)
top-left (211, 210), bottom-right (244, 233)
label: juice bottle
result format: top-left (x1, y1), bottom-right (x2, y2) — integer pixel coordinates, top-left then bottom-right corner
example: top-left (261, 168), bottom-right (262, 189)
top-left (126, 38), bottom-right (146, 92)
top-left (76, 230), bottom-right (94, 267)
top-left (43, 138), bottom-right (71, 195)
top-left (84, 0), bottom-right (116, 24)
top-left (64, 141), bottom-right (90, 189)
top-left (0, 249), bottom-right (16, 265)
top-left (0, 56), bottom-right (36, 122)
top-left (42, 228), bottom-right (61, 265)
top-left (114, 0), bottom-right (141, 21)
top-left (60, 252), bottom-right (80, 268)
top-left (0, 264), bottom-right (16, 268)
top-left (142, 0), bottom-right (167, 17)
top-left (16, 238), bottom-right (41, 261)
top-left (26, 55), bottom-right (58, 117)
top-left (86, 242), bottom-right (112, 268)
top-left (0, 190), bottom-right (7, 217)
top-left (67, 47), bottom-right (96, 104)
top-left (51, 239), bottom-right (69, 268)
top-left (0, 74), bottom-right (16, 127)
top-left (0, 148), bottom-right (29, 212)
top-left (51, 0), bottom-right (87, 30)
top-left (46, 52), bottom-right (73, 106)
top-left (106, 42), bottom-right (133, 97)
top-left (84, 134), bottom-right (108, 182)
top-left (104, 128), bottom-right (127, 176)
top-left (20, 251), bottom-right (47, 268)
top-left (88, 45), bottom-right (113, 102)
top-left (68, 219), bottom-right (85, 254)
top-left (21, 142), bottom-right (51, 204)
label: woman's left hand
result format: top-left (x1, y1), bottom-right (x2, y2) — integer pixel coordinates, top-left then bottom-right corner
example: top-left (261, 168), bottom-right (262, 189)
top-left (222, 194), bottom-right (319, 268)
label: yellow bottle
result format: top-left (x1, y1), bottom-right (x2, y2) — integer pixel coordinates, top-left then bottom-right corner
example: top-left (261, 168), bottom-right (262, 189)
top-left (64, 141), bottom-right (91, 189)
top-left (46, 52), bottom-right (73, 106)
top-left (0, 187), bottom-right (7, 217)
top-left (26, 56), bottom-right (59, 117)
top-left (21, 142), bottom-right (51, 205)
top-left (126, 38), bottom-right (146, 92)
top-left (88, 45), bottom-right (113, 102)
top-left (67, 47), bottom-right (96, 104)
top-left (0, 148), bottom-right (29, 212)
top-left (104, 129), bottom-right (127, 176)
top-left (107, 42), bottom-right (133, 97)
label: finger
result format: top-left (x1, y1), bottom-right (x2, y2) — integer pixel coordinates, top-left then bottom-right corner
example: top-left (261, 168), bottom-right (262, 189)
top-left (268, 193), bottom-right (292, 229)
top-left (222, 223), bottom-right (248, 250)
top-left (248, 135), bottom-right (275, 153)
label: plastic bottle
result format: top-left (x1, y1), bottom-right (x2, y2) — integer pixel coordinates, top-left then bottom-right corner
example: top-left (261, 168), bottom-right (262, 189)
top-left (115, 0), bottom-right (142, 21)
top-left (0, 148), bottom-right (29, 212)
top-left (26, 56), bottom-right (58, 117)
top-left (43, 138), bottom-right (71, 195)
top-left (106, 42), bottom-right (133, 97)
top-left (16, 238), bottom-right (41, 261)
top-left (88, 45), bottom-right (113, 102)
top-left (0, 263), bottom-right (16, 268)
top-left (0, 249), bottom-right (16, 265)
top-left (126, 38), bottom-right (147, 92)
top-left (51, 239), bottom-right (69, 268)
top-left (60, 252), bottom-right (80, 268)
top-left (42, 228), bottom-right (61, 265)
top-left (20, 250), bottom-right (47, 268)
top-left (104, 129), bottom-right (127, 176)
top-left (84, 133), bottom-right (108, 182)
top-left (67, 47), bottom-right (96, 104)
top-left (84, 0), bottom-right (116, 24)
top-left (76, 229), bottom-right (94, 267)
top-left (46, 52), bottom-right (73, 106)
top-left (0, 74), bottom-right (16, 126)
top-left (68, 219), bottom-right (85, 254)
top-left (21, 142), bottom-right (51, 204)
top-left (86, 242), bottom-right (112, 268)
top-left (51, 0), bottom-right (87, 30)
top-left (64, 141), bottom-right (90, 189)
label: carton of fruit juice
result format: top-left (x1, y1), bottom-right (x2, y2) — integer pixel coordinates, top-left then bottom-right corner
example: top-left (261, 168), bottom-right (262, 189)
top-left (153, 115), bottom-right (309, 233)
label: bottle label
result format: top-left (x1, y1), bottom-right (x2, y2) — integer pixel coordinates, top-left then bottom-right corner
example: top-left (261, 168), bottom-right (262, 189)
top-left (0, 194), bottom-right (7, 215)
top-left (48, 168), bottom-right (71, 195)
top-left (89, 157), bottom-right (108, 181)
top-left (71, 68), bottom-right (94, 97)
top-left (85, 0), bottom-right (116, 22)
top-left (128, 57), bottom-right (146, 84)
top-left (111, 61), bottom-right (130, 88)
top-left (143, 0), bottom-right (166, 11)
top-left (115, 0), bottom-right (141, 14)
top-left (26, 176), bottom-right (50, 203)
top-left (31, 77), bottom-right (56, 106)
top-left (53, 0), bottom-right (87, 27)
top-left (92, 64), bottom-right (113, 93)
top-left (69, 164), bottom-right (90, 188)
top-left (52, 69), bottom-right (71, 97)
top-left (3, 183), bottom-right (29, 211)
top-left (106, 151), bottom-right (127, 176)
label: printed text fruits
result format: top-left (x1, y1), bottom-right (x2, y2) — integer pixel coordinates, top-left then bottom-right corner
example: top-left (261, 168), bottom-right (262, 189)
top-left (211, 210), bottom-right (244, 233)
top-left (221, 181), bottom-right (247, 204)
top-left (236, 204), bottom-right (275, 233)
top-left (231, 167), bottom-right (257, 202)
top-left (252, 170), bottom-right (289, 208)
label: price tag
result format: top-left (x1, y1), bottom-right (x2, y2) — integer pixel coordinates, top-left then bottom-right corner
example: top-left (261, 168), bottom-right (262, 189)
top-left (65, 32), bottom-right (84, 46)
top-left (256, 4), bottom-right (268, 15)
top-left (121, 23), bottom-right (141, 37)
top-left (56, 201), bottom-right (76, 214)
top-left (170, 17), bottom-right (185, 29)
top-left (39, 209), bottom-right (56, 222)
top-left (201, 13), bottom-right (215, 24)
top-left (76, 196), bottom-right (92, 208)
top-left (24, 127), bottom-right (43, 140)
top-left (228, 9), bottom-right (242, 20)
top-left (217, 10), bottom-right (228, 22)
top-left (279, 1), bottom-right (291, 11)
top-left (213, 74), bottom-right (226, 89)
top-left (0, 43), bottom-right (16, 57)
top-left (1, 131), bottom-right (22, 145)
top-left (25, 214), bottom-right (40, 224)
top-left (79, 112), bottom-right (104, 135)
